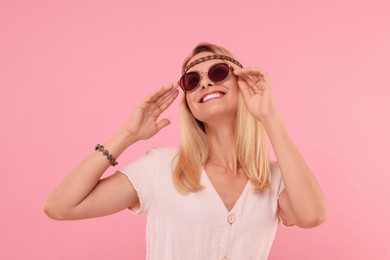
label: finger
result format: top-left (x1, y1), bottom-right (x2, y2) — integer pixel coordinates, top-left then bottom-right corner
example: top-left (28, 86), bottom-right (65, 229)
top-left (238, 78), bottom-right (252, 102)
top-left (156, 118), bottom-right (171, 131)
top-left (236, 75), bottom-right (255, 96)
top-left (144, 84), bottom-right (177, 104)
top-left (143, 86), bottom-right (167, 104)
top-left (239, 70), bottom-right (269, 92)
top-left (235, 67), bottom-right (268, 75)
top-left (234, 67), bottom-right (269, 82)
top-left (155, 83), bottom-right (179, 105)
top-left (155, 89), bottom-right (179, 114)
top-left (249, 72), bottom-right (271, 91)
top-left (237, 73), bottom-right (259, 91)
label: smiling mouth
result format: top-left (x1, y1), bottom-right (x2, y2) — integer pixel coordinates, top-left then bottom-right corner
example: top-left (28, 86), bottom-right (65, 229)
top-left (200, 92), bottom-right (225, 103)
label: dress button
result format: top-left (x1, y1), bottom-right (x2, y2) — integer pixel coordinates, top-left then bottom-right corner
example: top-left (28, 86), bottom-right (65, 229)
top-left (221, 257), bottom-right (228, 260)
top-left (227, 214), bottom-right (236, 224)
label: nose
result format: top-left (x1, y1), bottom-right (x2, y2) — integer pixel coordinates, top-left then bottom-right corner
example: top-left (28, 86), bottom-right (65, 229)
top-left (199, 72), bottom-right (214, 89)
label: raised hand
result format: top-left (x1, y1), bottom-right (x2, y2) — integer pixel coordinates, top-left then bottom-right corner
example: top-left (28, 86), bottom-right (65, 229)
top-left (122, 83), bottom-right (179, 141)
top-left (234, 67), bottom-right (278, 123)
top-left (44, 83), bottom-right (179, 221)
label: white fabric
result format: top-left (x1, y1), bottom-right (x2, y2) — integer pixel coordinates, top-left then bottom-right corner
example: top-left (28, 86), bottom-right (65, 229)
top-left (119, 147), bottom-right (285, 260)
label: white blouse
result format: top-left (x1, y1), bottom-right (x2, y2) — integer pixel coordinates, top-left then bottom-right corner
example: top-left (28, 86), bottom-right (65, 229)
top-left (119, 147), bottom-right (285, 260)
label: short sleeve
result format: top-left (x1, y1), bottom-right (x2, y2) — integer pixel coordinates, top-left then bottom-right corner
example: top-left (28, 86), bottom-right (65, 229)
top-left (271, 161), bottom-right (294, 228)
top-left (278, 176), bottom-right (285, 198)
top-left (270, 160), bottom-right (285, 198)
top-left (118, 148), bottom-right (159, 215)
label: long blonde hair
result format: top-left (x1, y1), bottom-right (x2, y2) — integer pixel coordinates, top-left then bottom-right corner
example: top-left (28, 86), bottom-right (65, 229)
top-left (173, 42), bottom-right (270, 193)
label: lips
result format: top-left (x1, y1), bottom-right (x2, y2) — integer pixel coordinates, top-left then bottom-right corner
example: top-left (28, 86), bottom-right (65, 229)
top-left (199, 91), bottom-right (226, 103)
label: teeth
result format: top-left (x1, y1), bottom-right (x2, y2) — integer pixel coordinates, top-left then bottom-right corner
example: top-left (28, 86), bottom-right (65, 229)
top-left (202, 93), bottom-right (223, 102)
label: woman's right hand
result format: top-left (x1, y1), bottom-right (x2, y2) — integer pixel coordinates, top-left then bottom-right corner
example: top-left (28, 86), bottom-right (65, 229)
top-left (122, 83), bottom-right (179, 141)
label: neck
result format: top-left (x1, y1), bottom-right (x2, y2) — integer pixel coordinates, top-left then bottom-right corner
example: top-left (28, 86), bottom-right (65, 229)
top-left (204, 119), bottom-right (239, 173)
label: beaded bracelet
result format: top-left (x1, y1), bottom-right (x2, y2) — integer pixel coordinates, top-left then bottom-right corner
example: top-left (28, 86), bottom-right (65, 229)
top-left (95, 144), bottom-right (118, 166)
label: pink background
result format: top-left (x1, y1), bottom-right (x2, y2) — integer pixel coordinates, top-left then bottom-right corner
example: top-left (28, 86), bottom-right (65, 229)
top-left (1, 0), bottom-right (389, 259)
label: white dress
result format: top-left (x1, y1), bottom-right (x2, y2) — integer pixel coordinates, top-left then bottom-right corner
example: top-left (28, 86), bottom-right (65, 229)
top-left (119, 147), bottom-right (285, 260)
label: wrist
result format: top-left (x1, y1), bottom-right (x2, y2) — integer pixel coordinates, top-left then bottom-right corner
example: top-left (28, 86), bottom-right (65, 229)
top-left (261, 113), bottom-right (284, 133)
top-left (113, 128), bottom-right (140, 147)
top-left (100, 129), bottom-right (139, 160)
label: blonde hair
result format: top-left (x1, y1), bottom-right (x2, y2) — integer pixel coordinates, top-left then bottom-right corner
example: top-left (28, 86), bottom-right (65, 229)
top-left (173, 42), bottom-right (270, 193)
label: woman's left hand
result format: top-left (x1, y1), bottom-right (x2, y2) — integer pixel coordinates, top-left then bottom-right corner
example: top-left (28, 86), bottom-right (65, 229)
top-left (234, 67), bottom-right (278, 123)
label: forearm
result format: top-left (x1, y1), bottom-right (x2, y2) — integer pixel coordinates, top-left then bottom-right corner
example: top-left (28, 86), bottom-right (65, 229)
top-left (45, 129), bottom-right (138, 213)
top-left (262, 114), bottom-right (327, 223)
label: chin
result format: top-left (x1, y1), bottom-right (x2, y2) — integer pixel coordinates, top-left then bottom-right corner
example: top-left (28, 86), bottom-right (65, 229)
top-left (194, 106), bottom-right (237, 124)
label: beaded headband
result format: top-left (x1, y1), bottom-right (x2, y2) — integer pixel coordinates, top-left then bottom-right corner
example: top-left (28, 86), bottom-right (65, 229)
top-left (184, 55), bottom-right (244, 74)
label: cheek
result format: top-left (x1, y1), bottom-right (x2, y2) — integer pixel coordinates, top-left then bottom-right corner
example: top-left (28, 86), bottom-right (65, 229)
top-left (185, 94), bottom-right (193, 110)
top-left (185, 92), bottom-right (199, 109)
top-left (230, 78), bottom-right (240, 92)
top-left (185, 94), bottom-right (197, 114)
top-left (226, 80), bottom-right (240, 102)
top-left (185, 94), bottom-right (206, 121)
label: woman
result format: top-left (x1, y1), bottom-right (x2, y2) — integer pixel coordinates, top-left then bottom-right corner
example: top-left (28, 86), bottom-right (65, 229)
top-left (45, 43), bottom-right (327, 259)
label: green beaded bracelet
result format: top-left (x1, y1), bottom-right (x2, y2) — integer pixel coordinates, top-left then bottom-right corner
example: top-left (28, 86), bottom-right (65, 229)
top-left (95, 144), bottom-right (118, 166)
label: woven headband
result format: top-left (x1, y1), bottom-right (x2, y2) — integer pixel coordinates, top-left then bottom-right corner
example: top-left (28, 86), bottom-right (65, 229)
top-left (184, 55), bottom-right (244, 73)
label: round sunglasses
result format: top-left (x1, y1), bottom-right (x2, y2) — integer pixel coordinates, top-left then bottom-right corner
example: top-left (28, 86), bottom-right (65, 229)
top-left (178, 63), bottom-right (233, 92)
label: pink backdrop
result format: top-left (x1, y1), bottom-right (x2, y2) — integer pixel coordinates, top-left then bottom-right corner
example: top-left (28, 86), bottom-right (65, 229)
top-left (1, 0), bottom-right (389, 259)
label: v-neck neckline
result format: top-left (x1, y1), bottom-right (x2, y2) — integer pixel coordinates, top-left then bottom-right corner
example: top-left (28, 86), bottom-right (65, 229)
top-left (201, 167), bottom-right (251, 214)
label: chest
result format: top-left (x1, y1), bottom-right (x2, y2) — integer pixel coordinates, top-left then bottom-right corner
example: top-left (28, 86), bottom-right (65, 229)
top-left (149, 177), bottom-right (279, 260)
top-left (151, 168), bottom-right (278, 232)
top-left (203, 164), bottom-right (249, 212)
